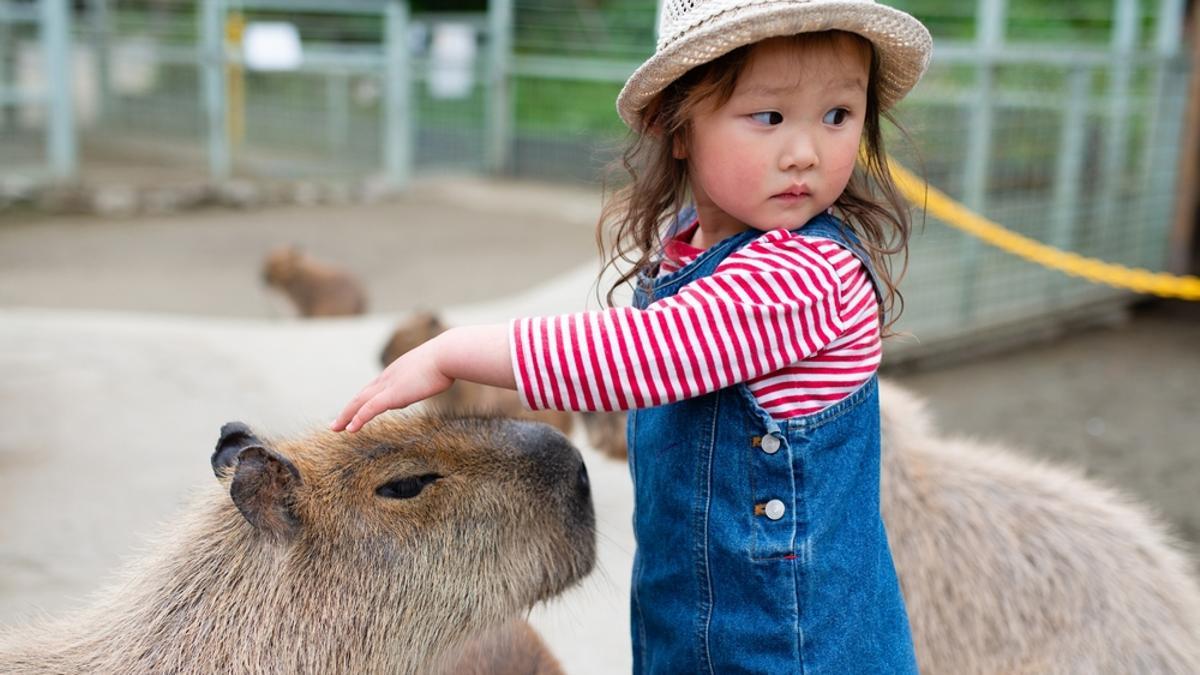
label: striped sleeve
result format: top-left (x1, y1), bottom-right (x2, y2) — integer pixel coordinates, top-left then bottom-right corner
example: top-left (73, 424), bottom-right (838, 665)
top-left (510, 229), bottom-right (850, 412)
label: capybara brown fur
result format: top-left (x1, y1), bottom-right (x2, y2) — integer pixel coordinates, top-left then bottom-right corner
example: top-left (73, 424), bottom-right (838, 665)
top-left (262, 245), bottom-right (367, 317)
top-left (446, 617), bottom-right (566, 675)
top-left (876, 380), bottom-right (1200, 673)
top-left (381, 311), bottom-right (575, 437)
top-left (579, 410), bottom-right (628, 461)
top-left (583, 381), bottom-right (1200, 673)
top-left (0, 415), bottom-right (595, 674)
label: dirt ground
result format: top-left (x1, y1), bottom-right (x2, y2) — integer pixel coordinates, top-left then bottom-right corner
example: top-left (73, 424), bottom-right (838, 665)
top-left (0, 177), bottom-right (607, 317)
top-left (1, 179), bottom-right (1197, 670)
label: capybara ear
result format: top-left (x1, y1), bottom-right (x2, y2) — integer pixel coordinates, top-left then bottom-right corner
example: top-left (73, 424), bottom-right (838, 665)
top-left (422, 311), bottom-right (447, 336)
top-left (212, 421), bottom-right (266, 478)
top-left (230, 446), bottom-right (303, 542)
top-left (379, 311), bottom-right (450, 368)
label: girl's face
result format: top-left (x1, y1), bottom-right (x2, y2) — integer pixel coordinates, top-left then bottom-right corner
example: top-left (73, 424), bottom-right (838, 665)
top-left (679, 35), bottom-right (871, 243)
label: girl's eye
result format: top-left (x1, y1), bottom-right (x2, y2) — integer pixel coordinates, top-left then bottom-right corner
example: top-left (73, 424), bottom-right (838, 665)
top-left (750, 111), bottom-right (784, 126)
top-left (376, 473), bottom-right (442, 499)
top-left (823, 108), bottom-right (850, 125)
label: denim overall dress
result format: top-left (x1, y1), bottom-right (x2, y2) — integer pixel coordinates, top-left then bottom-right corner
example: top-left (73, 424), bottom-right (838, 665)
top-left (627, 212), bottom-right (917, 674)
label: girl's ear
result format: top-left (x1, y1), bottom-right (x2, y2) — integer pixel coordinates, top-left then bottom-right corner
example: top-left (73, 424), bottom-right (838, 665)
top-left (671, 134), bottom-right (688, 160)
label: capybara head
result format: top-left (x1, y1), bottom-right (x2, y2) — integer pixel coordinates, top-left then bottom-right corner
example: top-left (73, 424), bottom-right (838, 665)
top-left (212, 414), bottom-right (595, 613)
top-left (381, 311), bottom-right (447, 367)
top-left (262, 245), bottom-right (304, 287)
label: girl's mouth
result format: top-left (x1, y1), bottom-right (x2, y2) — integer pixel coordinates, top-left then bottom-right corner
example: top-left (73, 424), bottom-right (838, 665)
top-left (771, 190), bottom-right (810, 202)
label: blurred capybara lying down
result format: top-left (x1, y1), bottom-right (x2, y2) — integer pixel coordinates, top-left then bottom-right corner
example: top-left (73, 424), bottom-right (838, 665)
top-left (583, 381), bottom-right (1200, 673)
top-left (381, 311), bottom-right (575, 438)
top-left (262, 245), bottom-right (367, 317)
top-left (0, 416), bottom-right (595, 674)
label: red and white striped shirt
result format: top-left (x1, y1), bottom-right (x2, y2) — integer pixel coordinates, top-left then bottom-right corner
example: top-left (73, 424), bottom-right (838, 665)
top-left (510, 226), bottom-right (881, 419)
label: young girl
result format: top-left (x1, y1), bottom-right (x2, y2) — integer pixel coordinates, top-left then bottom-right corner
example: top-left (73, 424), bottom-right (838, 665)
top-left (333, 0), bottom-right (931, 671)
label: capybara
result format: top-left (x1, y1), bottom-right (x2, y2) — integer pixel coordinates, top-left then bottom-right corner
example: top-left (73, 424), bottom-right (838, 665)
top-left (380, 311), bottom-right (575, 437)
top-left (876, 380), bottom-right (1200, 673)
top-left (0, 415), bottom-right (595, 674)
top-left (579, 410), bottom-right (627, 461)
top-left (262, 245), bottom-right (367, 317)
top-left (583, 381), bottom-right (1200, 672)
top-left (447, 617), bottom-right (566, 675)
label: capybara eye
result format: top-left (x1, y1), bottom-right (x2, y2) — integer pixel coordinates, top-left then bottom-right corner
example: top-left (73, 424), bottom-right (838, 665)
top-left (376, 473), bottom-right (442, 500)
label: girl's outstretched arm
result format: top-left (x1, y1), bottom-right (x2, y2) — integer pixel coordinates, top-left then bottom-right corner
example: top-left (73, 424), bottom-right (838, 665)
top-left (331, 324), bottom-right (514, 433)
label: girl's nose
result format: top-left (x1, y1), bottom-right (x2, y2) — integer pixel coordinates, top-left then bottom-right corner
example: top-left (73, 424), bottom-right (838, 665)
top-left (779, 131), bottom-right (819, 172)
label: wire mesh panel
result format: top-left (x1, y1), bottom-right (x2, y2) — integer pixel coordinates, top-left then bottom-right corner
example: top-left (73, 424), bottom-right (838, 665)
top-left (882, 0), bottom-right (1190, 346)
top-left (228, 5), bottom-right (388, 178)
top-left (68, 1), bottom-right (377, 181)
top-left (62, 1), bottom-right (497, 184)
top-left (1, 1), bottom-right (41, 179)
top-left (59, 0), bottom-right (206, 182)
top-left (509, 0), bottom-right (652, 182)
top-left (1, 0), bottom-right (73, 186)
top-left (410, 11), bottom-right (490, 172)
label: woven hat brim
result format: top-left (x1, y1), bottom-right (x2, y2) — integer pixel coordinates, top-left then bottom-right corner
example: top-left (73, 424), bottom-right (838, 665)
top-left (617, 1), bottom-right (932, 130)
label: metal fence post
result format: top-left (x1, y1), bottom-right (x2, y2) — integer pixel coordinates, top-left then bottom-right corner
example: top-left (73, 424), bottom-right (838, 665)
top-left (486, 0), bottom-right (513, 173)
top-left (957, 0), bottom-right (1004, 320)
top-left (383, 0), bottom-right (412, 187)
top-left (200, 0), bottom-right (231, 181)
top-left (1046, 66), bottom-right (1091, 305)
top-left (88, 0), bottom-right (112, 121)
top-left (41, 0), bottom-right (76, 181)
top-left (1141, 0), bottom-right (1184, 174)
top-left (1, 2), bottom-right (17, 132)
top-left (1097, 0), bottom-right (1139, 259)
top-left (1144, 0), bottom-right (1187, 270)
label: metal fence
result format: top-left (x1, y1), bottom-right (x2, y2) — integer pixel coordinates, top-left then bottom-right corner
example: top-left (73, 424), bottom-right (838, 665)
top-left (0, 0), bottom-right (1193, 353)
top-left (1, 0), bottom-right (75, 183)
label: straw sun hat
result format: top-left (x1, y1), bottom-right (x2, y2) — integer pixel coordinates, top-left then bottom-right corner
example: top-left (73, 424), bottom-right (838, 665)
top-left (617, 0), bottom-right (933, 129)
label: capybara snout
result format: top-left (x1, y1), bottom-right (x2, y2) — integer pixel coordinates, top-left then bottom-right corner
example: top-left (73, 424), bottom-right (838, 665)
top-left (506, 420), bottom-right (587, 490)
top-left (504, 421), bottom-right (594, 556)
top-left (463, 418), bottom-right (596, 594)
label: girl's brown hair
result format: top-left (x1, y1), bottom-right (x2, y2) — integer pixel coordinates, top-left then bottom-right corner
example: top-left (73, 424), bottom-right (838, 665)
top-left (597, 31), bottom-right (915, 334)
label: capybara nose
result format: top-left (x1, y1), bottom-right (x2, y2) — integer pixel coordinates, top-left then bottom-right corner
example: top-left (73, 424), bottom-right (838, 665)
top-left (504, 420), bottom-right (586, 490)
top-left (508, 420), bottom-right (577, 459)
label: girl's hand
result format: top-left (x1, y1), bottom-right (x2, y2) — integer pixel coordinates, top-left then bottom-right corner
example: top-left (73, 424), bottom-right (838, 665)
top-left (330, 324), bottom-right (515, 433)
top-left (331, 337), bottom-right (452, 433)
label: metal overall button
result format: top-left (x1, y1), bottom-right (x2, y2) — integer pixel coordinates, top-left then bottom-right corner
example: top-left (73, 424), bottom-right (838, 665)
top-left (754, 499), bottom-right (787, 521)
top-left (753, 434), bottom-right (781, 454)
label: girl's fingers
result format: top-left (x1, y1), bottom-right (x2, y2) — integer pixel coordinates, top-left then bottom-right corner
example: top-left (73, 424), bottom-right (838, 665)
top-left (332, 382), bottom-right (385, 431)
top-left (346, 391), bottom-right (401, 433)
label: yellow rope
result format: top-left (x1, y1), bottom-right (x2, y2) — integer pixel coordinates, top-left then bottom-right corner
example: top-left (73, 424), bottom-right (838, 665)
top-left (887, 159), bottom-right (1200, 301)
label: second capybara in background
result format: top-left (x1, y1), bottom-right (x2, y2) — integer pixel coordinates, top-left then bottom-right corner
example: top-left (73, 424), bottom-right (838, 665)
top-left (879, 380), bottom-right (1200, 673)
top-left (380, 311), bottom-right (575, 437)
top-left (579, 410), bottom-right (627, 461)
top-left (262, 245), bottom-right (367, 317)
